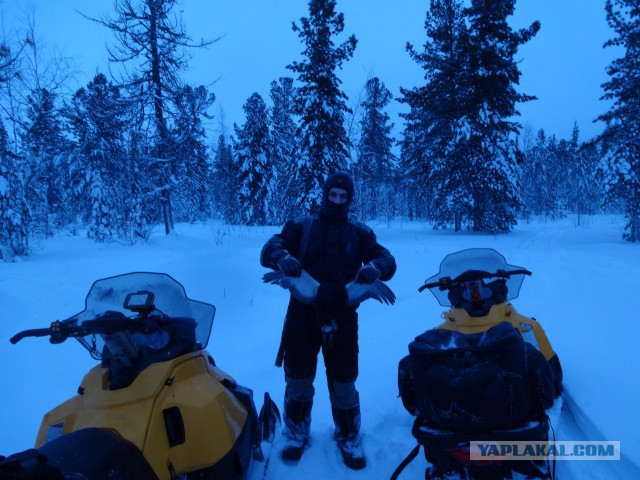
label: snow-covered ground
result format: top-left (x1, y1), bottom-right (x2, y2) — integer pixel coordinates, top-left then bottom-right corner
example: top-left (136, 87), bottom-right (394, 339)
top-left (1, 215), bottom-right (638, 479)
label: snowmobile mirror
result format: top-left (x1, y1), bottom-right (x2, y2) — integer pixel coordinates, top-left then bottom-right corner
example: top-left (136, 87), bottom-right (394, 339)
top-left (123, 291), bottom-right (155, 315)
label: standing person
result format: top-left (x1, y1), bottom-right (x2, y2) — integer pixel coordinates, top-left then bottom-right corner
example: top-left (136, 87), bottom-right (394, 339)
top-left (260, 172), bottom-right (396, 469)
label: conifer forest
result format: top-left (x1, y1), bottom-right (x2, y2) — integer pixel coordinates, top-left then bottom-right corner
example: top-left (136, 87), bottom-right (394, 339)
top-left (1, 0), bottom-right (639, 261)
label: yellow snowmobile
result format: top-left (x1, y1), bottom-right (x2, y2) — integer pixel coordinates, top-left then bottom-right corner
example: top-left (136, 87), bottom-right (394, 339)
top-left (1, 272), bottom-right (279, 480)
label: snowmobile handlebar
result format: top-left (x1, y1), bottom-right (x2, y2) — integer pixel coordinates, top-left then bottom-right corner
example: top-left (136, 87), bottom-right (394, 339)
top-left (10, 316), bottom-right (154, 345)
top-left (10, 328), bottom-right (54, 344)
top-left (418, 269), bottom-right (532, 293)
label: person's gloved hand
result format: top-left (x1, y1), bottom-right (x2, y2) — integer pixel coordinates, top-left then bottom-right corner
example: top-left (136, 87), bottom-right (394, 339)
top-left (355, 263), bottom-right (381, 284)
top-left (277, 255), bottom-right (302, 277)
top-left (316, 282), bottom-right (348, 309)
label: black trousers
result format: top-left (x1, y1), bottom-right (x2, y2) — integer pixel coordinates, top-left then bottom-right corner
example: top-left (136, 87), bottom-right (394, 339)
top-left (282, 300), bottom-right (359, 405)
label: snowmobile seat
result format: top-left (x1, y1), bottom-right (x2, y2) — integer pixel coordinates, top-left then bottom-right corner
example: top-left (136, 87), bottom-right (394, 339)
top-left (42, 428), bottom-right (158, 479)
top-left (407, 322), bottom-right (541, 432)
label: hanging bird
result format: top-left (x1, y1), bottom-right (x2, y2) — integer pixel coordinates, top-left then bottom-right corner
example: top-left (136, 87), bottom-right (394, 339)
top-left (262, 269), bottom-right (396, 306)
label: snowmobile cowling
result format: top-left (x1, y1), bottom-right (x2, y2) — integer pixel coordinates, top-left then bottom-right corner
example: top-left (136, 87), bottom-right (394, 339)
top-left (36, 350), bottom-right (250, 479)
top-left (3, 272), bottom-right (279, 480)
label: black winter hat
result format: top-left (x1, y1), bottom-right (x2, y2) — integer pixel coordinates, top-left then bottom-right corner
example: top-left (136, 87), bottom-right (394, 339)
top-left (323, 172), bottom-right (354, 202)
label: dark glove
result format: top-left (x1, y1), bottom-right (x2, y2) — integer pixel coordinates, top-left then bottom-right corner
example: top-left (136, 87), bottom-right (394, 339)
top-left (277, 255), bottom-right (302, 277)
top-left (316, 282), bottom-right (347, 309)
top-left (355, 263), bottom-right (381, 284)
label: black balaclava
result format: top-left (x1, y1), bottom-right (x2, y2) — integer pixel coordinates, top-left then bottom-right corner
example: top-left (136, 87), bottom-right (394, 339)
top-left (319, 172), bottom-right (354, 223)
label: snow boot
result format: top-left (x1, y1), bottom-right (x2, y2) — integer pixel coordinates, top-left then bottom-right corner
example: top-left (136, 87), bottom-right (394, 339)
top-left (337, 437), bottom-right (366, 470)
top-left (281, 398), bottom-right (312, 463)
top-left (281, 437), bottom-right (307, 463)
top-left (332, 406), bottom-right (366, 470)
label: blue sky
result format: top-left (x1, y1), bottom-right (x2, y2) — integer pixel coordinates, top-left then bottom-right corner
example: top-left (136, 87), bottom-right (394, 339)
top-left (1, 0), bottom-right (618, 143)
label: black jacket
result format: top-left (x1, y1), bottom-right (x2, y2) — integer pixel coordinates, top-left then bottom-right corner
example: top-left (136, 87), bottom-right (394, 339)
top-left (260, 215), bottom-right (396, 287)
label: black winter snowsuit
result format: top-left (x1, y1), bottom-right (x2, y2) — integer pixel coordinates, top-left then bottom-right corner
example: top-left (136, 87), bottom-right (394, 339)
top-left (260, 211), bottom-right (396, 443)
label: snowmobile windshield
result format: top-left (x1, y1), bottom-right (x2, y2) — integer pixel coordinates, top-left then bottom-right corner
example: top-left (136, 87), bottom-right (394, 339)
top-left (424, 249), bottom-right (528, 307)
top-left (68, 272), bottom-right (215, 350)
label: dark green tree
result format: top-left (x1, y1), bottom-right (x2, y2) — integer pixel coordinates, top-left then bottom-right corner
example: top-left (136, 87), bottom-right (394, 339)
top-left (21, 87), bottom-right (68, 236)
top-left (211, 133), bottom-right (238, 224)
top-left (399, 0), bottom-right (471, 230)
top-left (521, 131), bottom-right (570, 221)
top-left (355, 77), bottom-right (396, 221)
top-left (269, 77), bottom-right (298, 223)
top-left (93, 0), bottom-right (214, 234)
top-left (565, 123), bottom-right (601, 225)
top-left (235, 93), bottom-right (272, 226)
top-left (288, 0), bottom-right (357, 212)
top-left (0, 41), bottom-right (29, 259)
top-left (0, 120), bottom-right (29, 259)
top-left (67, 73), bottom-right (132, 242)
top-left (597, 0), bottom-right (640, 241)
top-left (400, 0), bottom-right (539, 233)
top-left (171, 84), bottom-right (215, 222)
top-left (461, 0), bottom-right (539, 233)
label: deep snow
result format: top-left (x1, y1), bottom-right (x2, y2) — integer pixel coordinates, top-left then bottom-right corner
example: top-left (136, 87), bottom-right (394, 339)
top-left (1, 215), bottom-right (638, 479)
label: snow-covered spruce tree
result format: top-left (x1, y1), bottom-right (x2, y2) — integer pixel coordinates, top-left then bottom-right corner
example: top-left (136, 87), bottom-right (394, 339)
top-left (565, 123), bottom-right (601, 225)
top-left (461, 0), bottom-right (540, 233)
top-left (67, 73), bottom-right (130, 242)
top-left (520, 129), bottom-right (550, 220)
top-left (2, 13), bottom-right (77, 236)
top-left (578, 141), bottom-right (604, 216)
top-left (93, 0), bottom-right (214, 235)
top-left (269, 77), bottom-right (298, 224)
top-left (399, 0), bottom-right (472, 230)
top-left (402, 0), bottom-right (538, 232)
top-left (0, 38), bottom-right (26, 148)
top-left (21, 87), bottom-right (68, 237)
top-left (355, 77), bottom-right (397, 221)
top-left (170, 84), bottom-right (215, 223)
top-left (398, 124), bottom-right (431, 220)
top-left (126, 122), bottom-right (154, 240)
top-left (288, 0), bottom-right (357, 212)
top-left (547, 136), bottom-right (572, 219)
top-left (211, 133), bottom-right (239, 224)
top-left (70, 77), bottom-right (152, 242)
top-left (0, 12), bottom-right (73, 153)
top-left (521, 130), bottom-right (572, 221)
top-left (0, 120), bottom-right (29, 259)
top-left (0, 43), bottom-right (29, 259)
top-left (597, 0), bottom-right (640, 241)
top-left (234, 93), bottom-right (272, 226)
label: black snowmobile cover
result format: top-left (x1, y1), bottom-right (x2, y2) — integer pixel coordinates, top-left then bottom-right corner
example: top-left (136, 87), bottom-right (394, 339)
top-left (402, 322), bottom-right (554, 433)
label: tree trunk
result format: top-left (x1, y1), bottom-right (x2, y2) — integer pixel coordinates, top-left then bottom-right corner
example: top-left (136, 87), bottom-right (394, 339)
top-left (149, 1), bottom-right (173, 234)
